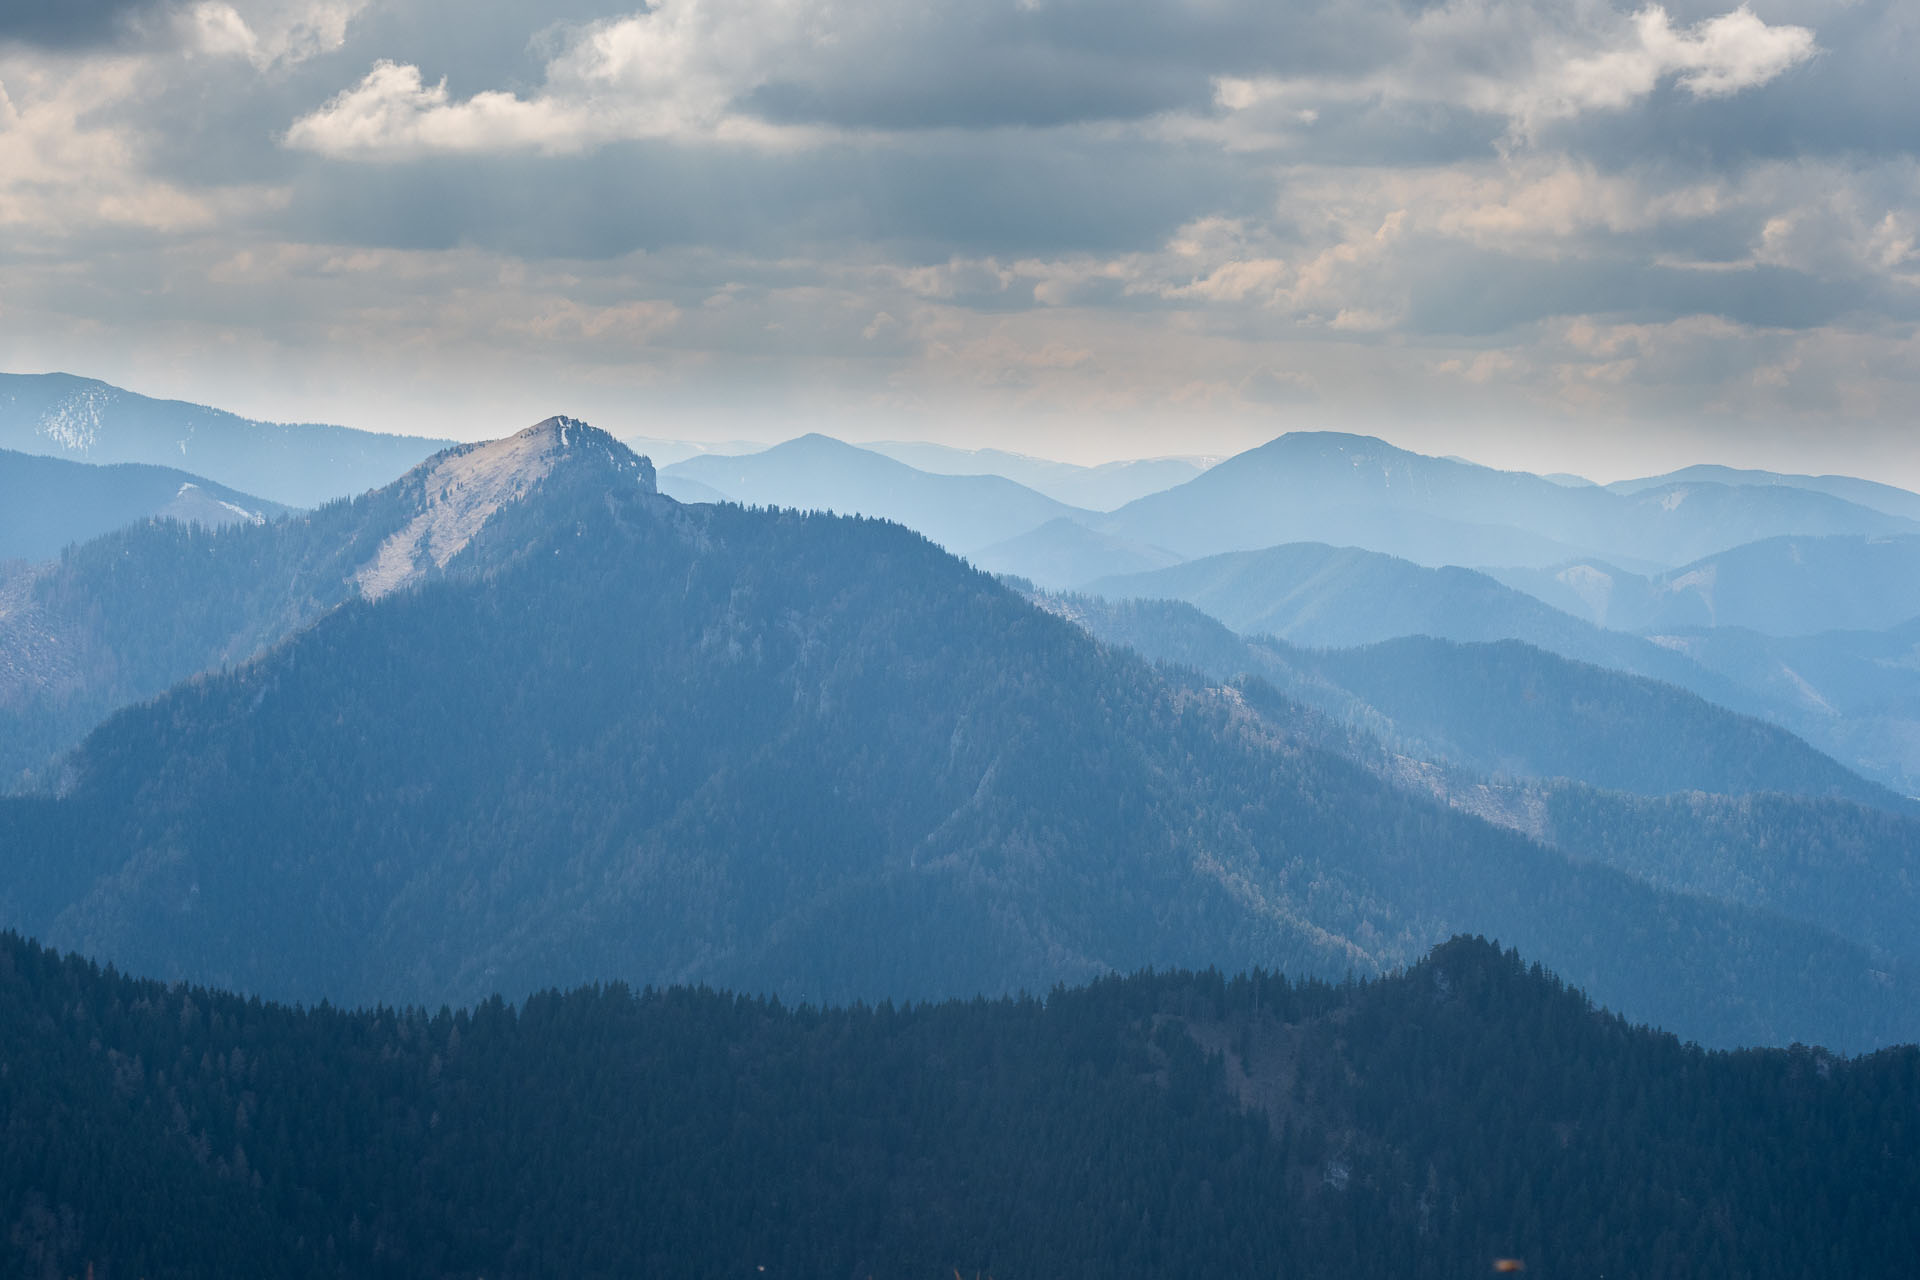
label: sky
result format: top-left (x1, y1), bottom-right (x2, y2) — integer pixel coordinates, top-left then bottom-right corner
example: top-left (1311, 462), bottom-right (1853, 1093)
top-left (0, 0), bottom-right (1916, 482)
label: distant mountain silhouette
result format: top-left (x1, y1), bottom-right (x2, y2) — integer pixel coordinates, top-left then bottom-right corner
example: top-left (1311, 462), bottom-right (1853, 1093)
top-left (1079, 541), bottom-right (1920, 794)
top-left (1090, 431), bottom-right (1917, 570)
top-left (664, 433), bottom-right (1091, 553)
top-left (972, 516), bottom-right (1183, 587)
top-left (1610, 464), bottom-right (1920, 523)
top-left (0, 372), bottom-right (446, 506)
top-left (864, 440), bottom-right (1211, 510)
top-left (1491, 534), bottom-right (1920, 636)
top-left (0, 448), bottom-right (287, 563)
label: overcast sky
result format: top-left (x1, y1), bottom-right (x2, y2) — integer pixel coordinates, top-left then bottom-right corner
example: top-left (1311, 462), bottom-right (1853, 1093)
top-left (0, 0), bottom-right (1915, 479)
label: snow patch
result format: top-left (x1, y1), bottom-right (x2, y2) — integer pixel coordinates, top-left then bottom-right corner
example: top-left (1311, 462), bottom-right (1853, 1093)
top-left (36, 386), bottom-right (116, 453)
top-left (1659, 487), bottom-right (1689, 511)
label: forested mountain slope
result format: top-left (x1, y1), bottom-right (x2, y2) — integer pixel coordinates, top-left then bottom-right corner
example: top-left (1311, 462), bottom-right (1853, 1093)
top-left (4, 932), bottom-right (1916, 1280)
top-left (1054, 594), bottom-right (1895, 807)
top-left (0, 372), bottom-right (446, 507)
top-left (0, 419), bottom-right (647, 788)
top-left (2, 423), bottom-right (1914, 1050)
top-left (1053, 594), bottom-right (1920, 980)
top-left (0, 449), bottom-right (288, 564)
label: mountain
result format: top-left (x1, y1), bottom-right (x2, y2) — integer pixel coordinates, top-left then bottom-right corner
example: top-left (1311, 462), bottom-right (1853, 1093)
top-left (654, 471), bottom-right (730, 503)
top-left (6, 931), bottom-right (1917, 1280)
top-left (663, 433), bottom-right (1088, 554)
top-left (1491, 534), bottom-right (1920, 635)
top-left (1647, 619), bottom-right (1920, 797)
top-left (1080, 542), bottom-right (1920, 794)
top-left (1049, 595), bottom-right (1920, 973)
top-left (616, 432), bottom-right (767, 467)
top-left (1056, 594), bottom-right (1901, 809)
top-left (0, 372), bottom-right (448, 507)
top-left (0, 416), bottom-right (649, 788)
top-left (2, 421), bottom-right (1911, 1049)
top-left (863, 440), bottom-right (1211, 509)
top-left (1091, 431), bottom-right (1918, 570)
top-left (1610, 463), bottom-right (1920, 523)
top-left (0, 448), bottom-right (288, 563)
top-left (971, 516), bottom-right (1184, 588)
top-left (1081, 542), bottom-right (1735, 687)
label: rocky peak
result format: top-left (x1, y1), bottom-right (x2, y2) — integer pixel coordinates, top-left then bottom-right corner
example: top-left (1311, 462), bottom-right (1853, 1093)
top-left (355, 415), bottom-right (654, 600)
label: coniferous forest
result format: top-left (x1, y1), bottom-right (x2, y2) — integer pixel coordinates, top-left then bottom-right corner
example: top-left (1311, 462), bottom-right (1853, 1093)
top-left (5, 929), bottom-right (1918, 1279)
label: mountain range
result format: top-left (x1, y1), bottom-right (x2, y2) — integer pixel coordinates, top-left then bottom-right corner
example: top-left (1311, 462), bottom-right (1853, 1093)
top-left (1489, 534), bottom-right (1920, 635)
top-left (0, 448), bottom-right (287, 564)
top-left (0, 372), bottom-right (448, 507)
top-left (1081, 540), bottom-right (1920, 795)
top-left (1077, 431), bottom-right (1919, 576)
top-left (3, 420), bottom-right (1916, 1053)
top-left (1609, 463), bottom-right (1920, 522)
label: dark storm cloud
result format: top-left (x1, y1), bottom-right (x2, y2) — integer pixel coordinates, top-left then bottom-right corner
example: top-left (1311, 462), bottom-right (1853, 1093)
top-left (0, 0), bottom-right (165, 47)
top-left (732, 0), bottom-right (1412, 131)
top-left (276, 129), bottom-right (1268, 260)
top-left (1400, 250), bottom-right (1881, 337)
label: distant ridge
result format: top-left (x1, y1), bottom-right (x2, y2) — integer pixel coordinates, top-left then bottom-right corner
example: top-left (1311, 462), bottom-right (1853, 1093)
top-left (0, 448), bottom-right (288, 563)
top-left (1090, 430), bottom-right (1919, 571)
top-left (664, 433), bottom-right (1089, 553)
top-left (0, 372), bottom-right (450, 507)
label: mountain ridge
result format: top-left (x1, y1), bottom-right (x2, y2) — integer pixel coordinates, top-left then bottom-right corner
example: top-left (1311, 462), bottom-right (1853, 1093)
top-left (0, 371), bottom-right (450, 507)
top-left (3, 424), bottom-right (1915, 1050)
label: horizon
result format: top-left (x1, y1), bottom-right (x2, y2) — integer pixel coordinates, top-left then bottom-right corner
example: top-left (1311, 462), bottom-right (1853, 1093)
top-left (4, 1), bottom-right (1918, 486)
top-left (7, 363), bottom-right (1916, 492)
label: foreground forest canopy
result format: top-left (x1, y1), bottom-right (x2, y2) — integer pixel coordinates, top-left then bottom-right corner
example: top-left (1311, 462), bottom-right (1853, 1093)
top-left (4, 931), bottom-right (1916, 1280)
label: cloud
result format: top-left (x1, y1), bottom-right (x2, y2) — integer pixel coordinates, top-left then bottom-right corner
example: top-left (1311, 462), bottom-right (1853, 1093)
top-left (0, 0), bottom-right (160, 49)
top-left (182, 0), bottom-right (370, 69)
top-left (10, 0), bottom-right (1920, 485)
top-left (1512, 5), bottom-right (1817, 130)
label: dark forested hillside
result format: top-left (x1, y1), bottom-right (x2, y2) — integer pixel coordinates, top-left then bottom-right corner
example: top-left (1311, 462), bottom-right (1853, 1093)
top-left (3, 931), bottom-right (1916, 1280)
top-left (2, 423), bottom-right (1916, 1050)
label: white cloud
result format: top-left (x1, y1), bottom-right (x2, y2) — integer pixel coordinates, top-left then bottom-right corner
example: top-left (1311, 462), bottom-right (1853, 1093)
top-left (1205, 4), bottom-right (1817, 145)
top-left (185, 0), bottom-right (371, 70)
top-left (1510, 5), bottom-right (1816, 131)
top-left (286, 0), bottom-right (831, 157)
